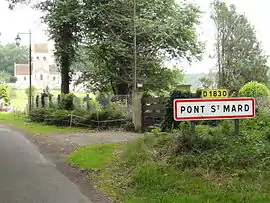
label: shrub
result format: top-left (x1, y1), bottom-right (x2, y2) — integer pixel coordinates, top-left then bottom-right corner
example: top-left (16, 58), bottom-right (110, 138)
top-left (96, 93), bottom-right (111, 108)
top-left (162, 90), bottom-right (193, 131)
top-left (239, 81), bottom-right (270, 98)
top-left (58, 93), bottom-right (75, 110)
top-left (29, 108), bottom-right (71, 126)
top-left (0, 84), bottom-right (10, 104)
top-left (29, 101), bottom-right (130, 129)
top-left (123, 121), bottom-right (270, 173)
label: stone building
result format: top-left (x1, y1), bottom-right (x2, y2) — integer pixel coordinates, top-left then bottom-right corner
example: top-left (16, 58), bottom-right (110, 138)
top-left (14, 43), bottom-right (61, 89)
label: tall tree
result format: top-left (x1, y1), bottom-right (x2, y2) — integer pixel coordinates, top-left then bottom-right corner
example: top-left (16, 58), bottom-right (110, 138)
top-left (78, 0), bottom-right (202, 94)
top-left (7, 0), bottom-right (82, 94)
top-left (6, 0), bottom-right (202, 95)
top-left (37, 0), bottom-right (82, 94)
top-left (211, 0), bottom-right (269, 92)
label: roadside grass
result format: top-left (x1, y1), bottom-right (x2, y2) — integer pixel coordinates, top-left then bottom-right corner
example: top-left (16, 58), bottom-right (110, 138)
top-left (68, 125), bottom-right (270, 203)
top-left (67, 142), bottom-right (124, 169)
top-left (0, 112), bottom-right (88, 135)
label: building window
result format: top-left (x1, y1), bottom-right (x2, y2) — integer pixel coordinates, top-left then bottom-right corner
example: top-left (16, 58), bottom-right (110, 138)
top-left (43, 57), bottom-right (46, 61)
top-left (53, 76), bottom-right (56, 81)
top-left (24, 76), bottom-right (26, 81)
top-left (40, 74), bottom-right (43, 80)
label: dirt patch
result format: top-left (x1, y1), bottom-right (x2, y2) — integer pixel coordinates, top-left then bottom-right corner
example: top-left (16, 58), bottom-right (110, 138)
top-left (3, 124), bottom-right (116, 203)
top-left (48, 130), bottom-right (142, 146)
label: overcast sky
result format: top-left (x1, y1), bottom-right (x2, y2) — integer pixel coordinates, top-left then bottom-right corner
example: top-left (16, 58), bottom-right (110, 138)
top-left (0, 0), bottom-right (269, 74)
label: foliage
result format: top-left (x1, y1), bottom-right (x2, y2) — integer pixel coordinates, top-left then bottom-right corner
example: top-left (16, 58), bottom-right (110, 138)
top-left (8, 0), bottom-right (202, 95)
top-left (0, 71), bottom-right (17, 84)
top-left (199, 69), bottom-right (218, 89)
top-left (95, 93), bottom-right (111, 109)
top-left (0, 84), bottom-right (10, 104)
top-left (58, 93), bottom-right (75, 111)
top-left (68, 120), bottom-right (270, 202)
top-left (211, 1), bottom-right (269, 92)
top-left (76, 0), bottom-right (202, 94)
top-left (25, 86), bottom-right (37, 97)
top-left (0, 44), bottom-right (28, 76)
top-left (6, 86), bottom-right (16, 99)
top-left (239, 81), bottom-right (270, 98)
top-left (162, 89), bottom-right (201, 131)
top-left (29, 101), bottom-right (130, 129)
top-left (240, 110), bottom-right (270, 140)
top-left (37, 0), bottom-right (82, 94)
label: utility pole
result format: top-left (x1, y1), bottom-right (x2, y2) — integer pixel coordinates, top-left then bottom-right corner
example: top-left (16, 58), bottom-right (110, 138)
top-left (133, 0), bottom-right (137, 92)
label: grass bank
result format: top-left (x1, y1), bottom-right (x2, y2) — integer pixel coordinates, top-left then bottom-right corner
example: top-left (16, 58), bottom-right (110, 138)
top-left (68, 121), bottom-right (270, 203)
top-left (0, 112), bottom-right (88, 135)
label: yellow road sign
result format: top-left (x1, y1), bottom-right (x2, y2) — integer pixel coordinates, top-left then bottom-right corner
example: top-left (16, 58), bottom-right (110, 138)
top-left (202, 89), bottom-right (229, 98)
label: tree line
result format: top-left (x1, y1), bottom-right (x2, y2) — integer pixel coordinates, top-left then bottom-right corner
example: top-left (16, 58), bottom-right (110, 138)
top-left (6, 0), bottom-right (270, 96)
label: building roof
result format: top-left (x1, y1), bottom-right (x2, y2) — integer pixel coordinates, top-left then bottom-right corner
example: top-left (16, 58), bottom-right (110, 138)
top-left (49, 64), bottom-right (59, 74)
top-left (34, 43), bottom-right (49, 53)
top-left (15, 64), bottom-right (29, 75)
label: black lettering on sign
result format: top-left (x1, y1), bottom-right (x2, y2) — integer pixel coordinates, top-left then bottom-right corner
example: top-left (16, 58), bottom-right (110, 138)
top-left (203, 91), bottom-right (207, 97)
top-left (180, 106), bottom-right (185, 113)
top-left (245, 104), bottom-right (249, 111)
top-left (180, 105), bottom-right (206, 114)
top-left (194, 106), bottom-right (199, 113)
top-left (231, 105), bottom-right (237, 112)
top-left (223, 105), bottom-right (230, 112)
top-left (238, 105), bottom-right (243, 112)
top-left (201, 106), bottom-right (205, 113)
top-left (211, 105), bottom-right (216, 113)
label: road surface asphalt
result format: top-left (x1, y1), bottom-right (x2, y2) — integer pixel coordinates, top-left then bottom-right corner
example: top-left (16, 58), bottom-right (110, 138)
top-left (0, 126), bottom-right (92, 203)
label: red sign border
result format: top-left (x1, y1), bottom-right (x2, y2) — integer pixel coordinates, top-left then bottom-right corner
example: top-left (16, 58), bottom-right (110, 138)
top-left (173, 97), bottom-right (255, 121)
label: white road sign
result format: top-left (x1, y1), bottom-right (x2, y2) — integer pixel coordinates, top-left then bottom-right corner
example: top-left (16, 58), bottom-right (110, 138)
top-left (173, 98), bottom-right (255, 121)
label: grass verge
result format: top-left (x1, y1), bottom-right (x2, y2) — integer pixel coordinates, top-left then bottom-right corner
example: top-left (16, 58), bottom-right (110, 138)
top-left (0, 112), bottom-right (88, 135)
top-left (68, 123), bottom-right (270, 203)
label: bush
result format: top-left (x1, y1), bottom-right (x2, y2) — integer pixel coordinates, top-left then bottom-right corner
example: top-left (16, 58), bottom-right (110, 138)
top-left (29, 108), bottom-right (71, 126)
top-left (239, 81), bottom-right (270, 98)
top-left (58, 93), bottom-right (75, 110)
top-left (96, 93), bottom-right (111, 108)
top-left (123, 122), bottom-right (270, 172)
top-left (0, 84), bottom-right (10, 104)
top-left (29, 101), bottom-right (130, 129)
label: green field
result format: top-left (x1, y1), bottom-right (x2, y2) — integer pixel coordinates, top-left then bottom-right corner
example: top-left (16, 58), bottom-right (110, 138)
top-left (10, 89), bottom-right (92, 111)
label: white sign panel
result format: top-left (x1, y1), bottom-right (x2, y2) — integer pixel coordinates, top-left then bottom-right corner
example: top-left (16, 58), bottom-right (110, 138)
top-left (173, 98), bottom-right (255, 121)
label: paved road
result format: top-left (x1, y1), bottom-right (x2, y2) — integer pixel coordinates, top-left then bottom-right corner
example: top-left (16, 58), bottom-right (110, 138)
top-left (0, 126), bottom-right (92, 203)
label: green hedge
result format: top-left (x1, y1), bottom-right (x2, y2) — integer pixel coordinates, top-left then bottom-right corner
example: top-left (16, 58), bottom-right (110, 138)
top-left (29, 102), bottom-right (131, 129)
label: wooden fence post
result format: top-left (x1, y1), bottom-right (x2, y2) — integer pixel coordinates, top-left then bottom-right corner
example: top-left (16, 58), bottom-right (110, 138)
top-left (132, 91), bottom-right (144, 132)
